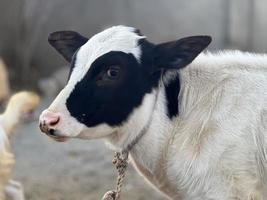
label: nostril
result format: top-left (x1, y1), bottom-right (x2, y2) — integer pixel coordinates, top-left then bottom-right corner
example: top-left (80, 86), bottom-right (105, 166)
top-left (49, 117), bottom-right (60, 126)
top-left (49, 129), bottom-right (56, 136)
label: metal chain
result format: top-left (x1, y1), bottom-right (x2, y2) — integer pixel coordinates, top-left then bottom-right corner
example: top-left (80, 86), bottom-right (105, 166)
top-left (102, 151), bottom-right (129, 200)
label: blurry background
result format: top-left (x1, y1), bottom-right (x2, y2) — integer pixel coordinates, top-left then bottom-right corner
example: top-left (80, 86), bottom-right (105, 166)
top-left (1, 0), bottom-right (267, 90)
top-left (0, 0), bottom-right (267, 199)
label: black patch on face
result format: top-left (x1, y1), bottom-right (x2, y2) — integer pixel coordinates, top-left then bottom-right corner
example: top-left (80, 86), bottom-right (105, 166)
top-left (66, 48), bottom-right (161, 127)
top-left (164, 74), bottom-right (180, 119)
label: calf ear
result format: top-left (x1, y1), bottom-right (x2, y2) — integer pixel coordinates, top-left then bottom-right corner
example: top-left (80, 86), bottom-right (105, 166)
top-left (48, 31), bottom-right (88, 62)
top-left (154, 36), bottom-right (211, 70)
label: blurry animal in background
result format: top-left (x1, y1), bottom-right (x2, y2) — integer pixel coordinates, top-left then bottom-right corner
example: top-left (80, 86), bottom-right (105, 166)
top-left (38, 67), bottom-right (68, 97)
top-left (0, 91), bottom-right (40, 135)
top-left (0, 126), bottom-right (14, 200)
top-left (40, 25), bottom-right (267, 199)
top-left (0, 59), bottom-right (10, 105)
top-left (0, 91), bottom-right (40, 200)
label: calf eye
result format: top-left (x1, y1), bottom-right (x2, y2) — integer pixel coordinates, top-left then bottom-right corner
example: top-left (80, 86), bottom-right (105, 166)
top-left (106, 66), bottom-right (120, 79)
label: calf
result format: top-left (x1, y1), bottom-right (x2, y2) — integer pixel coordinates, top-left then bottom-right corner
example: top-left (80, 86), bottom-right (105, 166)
top-left (39, 25), bottom-right (267, 200)
top-left (0, 91), bottom-right (40, 200)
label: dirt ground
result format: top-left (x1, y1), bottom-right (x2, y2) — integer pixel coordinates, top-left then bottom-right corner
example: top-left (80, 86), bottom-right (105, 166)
top-left (10, 98), bottom-right (167, 200)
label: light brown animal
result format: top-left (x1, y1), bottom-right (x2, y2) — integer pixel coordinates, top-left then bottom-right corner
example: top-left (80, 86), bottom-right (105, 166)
top-left (0, 59), bottom-right (10, 104)
top-left (0, 91), bottom-right (40, 200)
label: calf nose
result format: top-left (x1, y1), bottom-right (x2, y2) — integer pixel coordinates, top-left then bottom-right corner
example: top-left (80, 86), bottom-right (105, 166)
top-left (40, 110), bottom-right (60, 126)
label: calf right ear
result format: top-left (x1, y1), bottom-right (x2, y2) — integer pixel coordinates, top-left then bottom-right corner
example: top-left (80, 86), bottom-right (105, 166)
top-left (48, 31), bottom-right (88, 62)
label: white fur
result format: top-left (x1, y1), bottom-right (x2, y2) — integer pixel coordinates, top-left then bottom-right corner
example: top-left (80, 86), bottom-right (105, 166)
top-left (40, 26), bottom-right (267, 199)
top-left (122, 50), bottom-right (267, 199)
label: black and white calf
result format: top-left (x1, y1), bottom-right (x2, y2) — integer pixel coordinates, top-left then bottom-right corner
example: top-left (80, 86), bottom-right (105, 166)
top-left (39, 26), bottom-right (267, 200)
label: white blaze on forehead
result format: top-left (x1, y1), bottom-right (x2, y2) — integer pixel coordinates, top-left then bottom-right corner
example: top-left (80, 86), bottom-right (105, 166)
top-left (69, 26), bottom-right (146, 85)
top-left (80, 25), bottom-right (145, 68)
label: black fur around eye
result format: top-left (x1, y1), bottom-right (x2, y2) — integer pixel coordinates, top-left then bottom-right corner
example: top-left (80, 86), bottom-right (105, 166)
top-left (106, 65), bottom-right (120, 79)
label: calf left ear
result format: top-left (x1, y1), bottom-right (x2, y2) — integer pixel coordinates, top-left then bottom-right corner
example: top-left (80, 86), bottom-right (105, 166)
top-left (48, 31), bottom-right (88, 62)
top-left (153, 36), bottom-right (212, 70)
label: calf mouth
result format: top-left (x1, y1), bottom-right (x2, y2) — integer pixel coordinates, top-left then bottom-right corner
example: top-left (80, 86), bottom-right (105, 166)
top-left (39, 123), bottom-right (67, 142)
top-left (47, 129), bottom-right (68, 142)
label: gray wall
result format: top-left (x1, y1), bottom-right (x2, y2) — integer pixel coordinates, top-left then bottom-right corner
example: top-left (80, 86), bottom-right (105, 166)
top-left (0, 0), bottom-right (266, 89)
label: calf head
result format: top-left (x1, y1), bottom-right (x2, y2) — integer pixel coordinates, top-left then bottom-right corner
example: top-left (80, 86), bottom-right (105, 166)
top-left (39, 25), bottom-right (211, 143)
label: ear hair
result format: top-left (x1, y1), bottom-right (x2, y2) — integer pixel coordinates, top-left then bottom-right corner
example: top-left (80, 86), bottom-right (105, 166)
top-left (154, 35), bottom-right (212, 70)
top-left (48, 31), bottom-right (88, 62)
